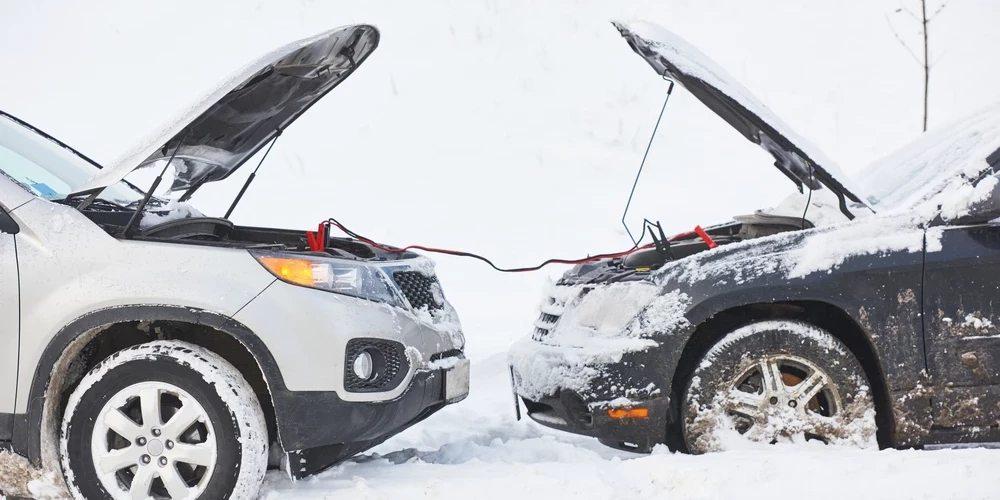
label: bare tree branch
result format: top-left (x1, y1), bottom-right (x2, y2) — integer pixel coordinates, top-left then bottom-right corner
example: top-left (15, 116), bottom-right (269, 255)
top-left (886, 0), bottom-right (935, 131)
top-left (885, 13), bottom-right (924, 66)
top-left (930, 48), bottom-right (948, 68)
top-left (921, 0), bottom-right (930, 131)
top-left (929, 0), bottom-right (950, 21)
top-left (896, 2), bottom-right (921, 22)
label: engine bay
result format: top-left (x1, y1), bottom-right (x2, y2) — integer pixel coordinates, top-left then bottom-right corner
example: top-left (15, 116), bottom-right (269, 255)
top-left (75, 206), bottom-right (418, 262)
top-left (66, 194), bottom-right (813, 271)
top-left (564, 211), bottom-right (811, 284)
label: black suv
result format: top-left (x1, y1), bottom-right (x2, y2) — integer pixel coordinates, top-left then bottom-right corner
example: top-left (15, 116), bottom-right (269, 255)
top-left (509, 20), bottom-right (1000, 453)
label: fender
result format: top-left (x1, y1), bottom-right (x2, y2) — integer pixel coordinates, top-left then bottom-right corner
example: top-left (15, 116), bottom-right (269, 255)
top-left (651, 288), bottom-right (867, 404)
top-left (13, 305), bottom-right (288, 465)
top-left (651, 248), bottom-right (926, 446)
top-left (683, 286), bottom-right (862, 333)
top-left (674, 245), bottom-right (926, 392)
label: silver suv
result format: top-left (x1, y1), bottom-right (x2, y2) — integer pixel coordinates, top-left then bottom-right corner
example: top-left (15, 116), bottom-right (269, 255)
top-left (0, 24), bottom-right (469, 500)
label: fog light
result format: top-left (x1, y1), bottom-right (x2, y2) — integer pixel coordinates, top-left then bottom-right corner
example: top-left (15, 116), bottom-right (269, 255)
top-left (353, 350), bottom-right (374, 380)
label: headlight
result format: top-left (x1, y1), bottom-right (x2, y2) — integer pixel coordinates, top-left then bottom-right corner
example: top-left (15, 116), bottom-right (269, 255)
top-left (558, 282), bottom-right (658, 336)
top-left (251, 251), bottom-right (401, 306)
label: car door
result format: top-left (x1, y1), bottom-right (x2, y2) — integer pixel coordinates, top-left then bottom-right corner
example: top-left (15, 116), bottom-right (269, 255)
top-left (0, 206), bottom-right (20, 441)
top-left (923, 177), bottom-right (1000, 430)
top-left (0, 136), bottom-right (34, 441)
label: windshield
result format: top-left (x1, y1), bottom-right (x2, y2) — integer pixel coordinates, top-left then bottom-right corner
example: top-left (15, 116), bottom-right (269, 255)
top-left (856, 103), bottom-right (1000, 212)
top-left (0, 114), bottom-right (146, 205)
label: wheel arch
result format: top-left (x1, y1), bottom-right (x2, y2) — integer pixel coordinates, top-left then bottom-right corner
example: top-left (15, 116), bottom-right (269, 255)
top-left (666, 300), bottom-right (895, 450)
top-left (14, 305), bottom-right (288, 468)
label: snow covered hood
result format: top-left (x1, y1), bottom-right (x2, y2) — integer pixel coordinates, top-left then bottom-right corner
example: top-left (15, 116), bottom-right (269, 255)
top-left (613, 20), bottom-right (869, 213)
top-left (70, 24), bottom-right (379, 196)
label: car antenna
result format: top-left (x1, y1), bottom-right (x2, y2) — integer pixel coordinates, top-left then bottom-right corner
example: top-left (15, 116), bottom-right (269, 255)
top-left (223, 131), bottom-right (281, 219)
top-left (622, 75), bottom-right (675, 245)
top-left (119, 131), bottom-right (191, 238)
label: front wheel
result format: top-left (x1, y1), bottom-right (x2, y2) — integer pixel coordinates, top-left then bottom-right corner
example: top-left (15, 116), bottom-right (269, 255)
top-left (60, 341), bottom-right (268, 500)
top-left (681, 320), bottom-right (877, 453)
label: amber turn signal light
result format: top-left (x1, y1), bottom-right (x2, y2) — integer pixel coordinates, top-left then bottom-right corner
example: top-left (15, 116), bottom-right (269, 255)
top-left (256, 256), bottom-right (317, 287)
top-left (607, 408), bottom-right (649, 419)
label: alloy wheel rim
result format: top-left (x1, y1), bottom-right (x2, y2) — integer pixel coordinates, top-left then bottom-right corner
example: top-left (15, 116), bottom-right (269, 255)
top-left (90, 381), bottom-right (217, 500)
top-left (720, 354), bottom-right (843, 444)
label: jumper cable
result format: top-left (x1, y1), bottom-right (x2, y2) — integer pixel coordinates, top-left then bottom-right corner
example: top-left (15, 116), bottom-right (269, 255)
top-left (309, 218), bottom-right (717, 273)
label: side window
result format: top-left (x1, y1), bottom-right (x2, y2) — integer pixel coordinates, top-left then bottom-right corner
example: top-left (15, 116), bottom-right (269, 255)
top-left (0, 143), bottom-right (71, 200)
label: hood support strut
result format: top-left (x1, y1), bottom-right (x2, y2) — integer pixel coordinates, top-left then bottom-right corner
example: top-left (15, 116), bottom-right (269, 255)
top-left (119, 132), bottom-right (190, 238)
top-left (622, 75), bottom-right (675, 245)
top-left (614, 21), bottom-right (875, 222)
top-left (223, 131), bottom-right (281, 219)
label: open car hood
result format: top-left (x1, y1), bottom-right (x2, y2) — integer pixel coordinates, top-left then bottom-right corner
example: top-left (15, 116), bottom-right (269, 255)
top-left (70, 24), bottom-right (379, 196)
top-left (613, 20), bottom-right (870, 217)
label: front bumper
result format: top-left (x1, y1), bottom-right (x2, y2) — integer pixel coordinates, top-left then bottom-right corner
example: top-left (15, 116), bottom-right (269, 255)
top-left (274, 356), bottom-right (470, 478)
top-left (508, 337), bottom-right (668, 452)
top-left (521, 392), bottom-right (668, 453)
top-left (233, 277), bottom-right (466, 398)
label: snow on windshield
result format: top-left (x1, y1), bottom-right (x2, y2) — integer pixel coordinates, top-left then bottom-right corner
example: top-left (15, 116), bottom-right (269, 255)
top-left (857, 101), bottom-right (1000, 212)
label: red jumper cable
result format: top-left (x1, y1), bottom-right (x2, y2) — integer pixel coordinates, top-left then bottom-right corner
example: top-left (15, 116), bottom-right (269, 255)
top-left (308, 219), bottom-right (717, 273)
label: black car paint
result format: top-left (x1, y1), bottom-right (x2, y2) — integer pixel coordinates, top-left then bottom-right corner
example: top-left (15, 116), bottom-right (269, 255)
top-left (924, 225), bottom-right (1000, 433)
top-left (523, 389), bottom-right (670, 452)
top-left (282, 369), bottom-right (453, 477)
top-left (522, 214), bottom-right (1000, 451)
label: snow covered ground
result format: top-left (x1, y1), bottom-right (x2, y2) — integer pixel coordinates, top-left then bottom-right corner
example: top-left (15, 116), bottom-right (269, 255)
top-left (3, 0), bottom-right (1000, 498)
top-left (259, 352), bottom-right (1000, 500)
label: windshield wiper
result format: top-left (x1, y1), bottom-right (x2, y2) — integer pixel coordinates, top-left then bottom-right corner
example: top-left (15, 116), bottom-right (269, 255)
top-left (57, 195), bottom-right (128, 211)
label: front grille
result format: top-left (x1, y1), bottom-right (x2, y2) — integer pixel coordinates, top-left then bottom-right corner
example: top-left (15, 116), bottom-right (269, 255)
top-left (539, 312), bottom-right (560, 324)
top-left (430, 349), bottom-right (463, 362)
top-left (393, 271), bottom-right (444, 310)
top-left (532, 298), bottom-right (564, 340)
top-left (344, 338), bottom-right (409, 393)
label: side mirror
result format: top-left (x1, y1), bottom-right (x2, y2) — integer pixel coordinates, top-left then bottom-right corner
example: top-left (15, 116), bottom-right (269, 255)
top-left (0, 207), bottom-right (18, 235)
top-left (944, 175), bottom-right (1000, 225)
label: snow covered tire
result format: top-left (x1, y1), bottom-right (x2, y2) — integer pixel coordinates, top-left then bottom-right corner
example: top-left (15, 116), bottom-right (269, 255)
top-left (60, 341), bottom-right (268, 500)
top-left (681, 320), bottom-right (877, 453)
